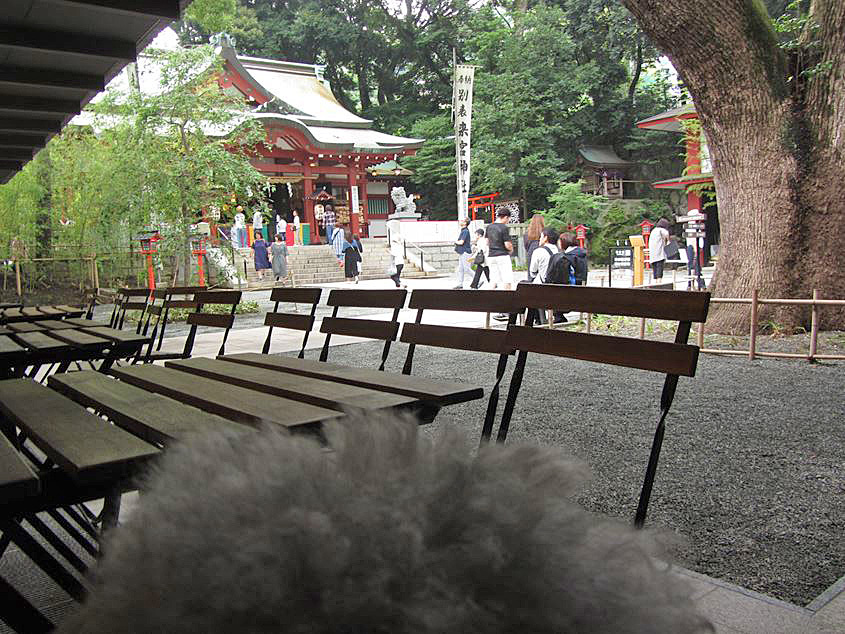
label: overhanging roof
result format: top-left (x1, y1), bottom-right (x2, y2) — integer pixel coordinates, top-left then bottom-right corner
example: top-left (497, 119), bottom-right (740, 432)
top-left (0, 0), bottom-right (193, 184)
top-left (636, 103), bottom-right (697, 133)
top-left (577, 145), bottom-right (633, 168)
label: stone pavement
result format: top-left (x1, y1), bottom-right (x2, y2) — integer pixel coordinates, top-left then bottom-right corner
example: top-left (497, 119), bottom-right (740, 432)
top-left (143, 273), bottom-right (843, 634)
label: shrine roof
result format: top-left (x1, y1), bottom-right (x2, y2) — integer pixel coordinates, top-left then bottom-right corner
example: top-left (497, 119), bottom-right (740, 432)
top-left (223, 47), bottom-right (423, 152)
top-left (577, 146), bottom-right (634, 168)
top-left (636, 103), bottom-right (697, 132)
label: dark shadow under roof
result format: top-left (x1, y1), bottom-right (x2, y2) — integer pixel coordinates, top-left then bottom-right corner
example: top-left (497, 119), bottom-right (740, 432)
top-left (0, 0), bottom-right (193, 184)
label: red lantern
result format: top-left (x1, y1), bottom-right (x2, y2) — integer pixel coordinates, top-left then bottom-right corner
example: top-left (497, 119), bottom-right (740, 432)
top-left (137, 232), bottom-right (160, 292)
top-left (639, 219), bottom-right (654, 267)
top-left (575, 224), bottom-right (588, 249)
top-left (191, 237), bottom-right (207, 286)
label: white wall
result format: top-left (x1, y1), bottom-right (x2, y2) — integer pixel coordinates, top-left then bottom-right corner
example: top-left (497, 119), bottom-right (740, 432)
top-left (395, 220), bottom-right (484, 243)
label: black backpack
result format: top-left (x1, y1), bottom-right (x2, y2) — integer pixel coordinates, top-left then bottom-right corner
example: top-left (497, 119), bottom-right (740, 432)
top-left (565, 247), bottom-right (588, 284)
top-left (545, 251), bottom-right (572, 285)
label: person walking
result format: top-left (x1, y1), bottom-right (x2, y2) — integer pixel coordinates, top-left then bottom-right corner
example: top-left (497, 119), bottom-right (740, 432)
top-left (270, 233), bottom-right (288, 284)
top-left (323, 204), bottom-right (336, 245)
top-left (523, 214), bottom-right (545, 281)
top-left (453, 218), bottom-right (472, 289)
top-left (276, 214), bottom-right (288, 243)
top-left (292, 209), bottom-right (302, 245)
top-left (469, 228), bottom-right (490, 289)
top-left (388, 220), bottom-right (405, 288)
top-left (233, 206), bottom-right (246, 248)
top-left (487, 208), bottom-right (514, 291)
top-left (252, 209), bottom-right (265, 242)
top-left (648, 217), bottom-right (671, 283)
top-left (343, 229), bottom-right (362, 283)
top-left (352, 233), bottom-right (364, 280)
top-left (251, 231), bottom-right (271, 283)
top-left (331, 223), bottom-right (345, 265)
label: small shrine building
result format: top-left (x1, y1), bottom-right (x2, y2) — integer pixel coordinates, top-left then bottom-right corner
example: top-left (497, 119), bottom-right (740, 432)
top-left (577, 146), bottom-right (635, 199)
top-left (218, 46), bottom-right (423, 242)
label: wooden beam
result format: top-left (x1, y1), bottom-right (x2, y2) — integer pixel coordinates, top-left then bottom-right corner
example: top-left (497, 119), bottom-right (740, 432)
top-left (0, 160), bottom-right (23, 171)
top-left (0, 134), bottom-right (49, 148)
top-left (0, 67), bottom-right (104, 91)
top-left (0, 27), bottom-right (137, 62)
top-left (54, 1), bottom-right (181, 20)
top-left (0, 118), bottom-right (62, 134)
top-left (0, 96), bottom-right (80, 116)
top-left (0, 149), bottom-right (34, 161)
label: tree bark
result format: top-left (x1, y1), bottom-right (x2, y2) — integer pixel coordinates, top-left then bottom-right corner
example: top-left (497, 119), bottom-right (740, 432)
top-left (622, 0), bottom-right (845, 332)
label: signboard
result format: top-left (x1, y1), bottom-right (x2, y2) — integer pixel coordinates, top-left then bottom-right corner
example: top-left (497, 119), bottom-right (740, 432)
top-left (453, 64), bottom-right (475, 220)
top-left (610, 247), bottom-right (633, 269)
top-left (350, 185), bottom-right (359, 214)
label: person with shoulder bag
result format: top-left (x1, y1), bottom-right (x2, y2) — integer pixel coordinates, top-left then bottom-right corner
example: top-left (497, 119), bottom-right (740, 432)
top-left (469, 229), bottom-right (490, 289)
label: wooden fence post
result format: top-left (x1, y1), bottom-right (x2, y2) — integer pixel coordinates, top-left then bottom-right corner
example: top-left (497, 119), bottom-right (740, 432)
top-left (639, 317), bottom-right (646, 339)
top-left (749, 289), bottom-right (758, 360)
top-left (93, 256), bottom-right (100, 290)
top-left (809, 289), bottom-right (819, 362)
top-left (586, 312), bottom-right (592, 333)
top-left (14, 259), bottom-right (21, 297)
top-left (697, 320), bottom-right (704, 348)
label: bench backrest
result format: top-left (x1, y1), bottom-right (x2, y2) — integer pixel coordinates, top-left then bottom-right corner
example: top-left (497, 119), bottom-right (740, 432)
top-left (141, 286), bottom-right (207, 358)
top-left (182, 290), bottom-right (242, 358)
top-left (400, 289), bottom-right (520, 441)
top-left (114, 287), bottom-right (151, 331)
top-left (497, 283), bottom-right (711, 527)
top-left (262, 287), bottom-right (323, 357)
top-left (319, 289), bottom-right (407, 370)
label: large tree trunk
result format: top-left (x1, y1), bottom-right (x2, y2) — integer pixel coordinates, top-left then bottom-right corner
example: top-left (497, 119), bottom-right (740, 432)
top-left (622, 0), bottom-right (845, 332)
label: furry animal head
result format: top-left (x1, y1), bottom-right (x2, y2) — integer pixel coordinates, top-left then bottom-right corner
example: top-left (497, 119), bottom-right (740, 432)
top-left (60, 414), bottom-right (712, 634)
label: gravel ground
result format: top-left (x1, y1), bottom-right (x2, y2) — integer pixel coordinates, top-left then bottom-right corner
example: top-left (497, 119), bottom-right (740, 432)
top-left (307, 338), bottom-right (844, 607)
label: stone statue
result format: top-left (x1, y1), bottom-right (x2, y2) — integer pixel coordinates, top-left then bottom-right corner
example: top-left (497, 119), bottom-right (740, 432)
top-left (390, 187), bottom-right (417, 217)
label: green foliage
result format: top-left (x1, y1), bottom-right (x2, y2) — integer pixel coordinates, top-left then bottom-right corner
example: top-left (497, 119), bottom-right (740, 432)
top-left (0, 156), bottom-right (47, 257)
top-left (544, 183), bottom-right (605, 229)
top-left (402, 114), bottom-right (457, 219)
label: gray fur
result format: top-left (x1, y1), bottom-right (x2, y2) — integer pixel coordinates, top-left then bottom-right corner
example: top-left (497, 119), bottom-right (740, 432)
top-left (60, 414), bottom-right (712, 633)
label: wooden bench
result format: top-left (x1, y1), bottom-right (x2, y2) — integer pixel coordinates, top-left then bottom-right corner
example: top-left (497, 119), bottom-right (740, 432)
top-left (111, 288), bottom-right (150, 331)
top-left (400, 289), bottom-right (521, 441)
top-left (141, 286), bottom-right (206, 356)
top-left (496, 284), bottom-right (710, 527)
top-left (261, 287), bottom-right (322, 357)
top-left (318, 289), bottom-right (407, 370)
top-left (144, 289), bottom-right (240, 362)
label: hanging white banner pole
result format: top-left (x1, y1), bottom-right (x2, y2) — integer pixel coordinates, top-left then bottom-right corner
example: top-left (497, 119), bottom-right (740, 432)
top-left (453, 63), bottom-right (475, 221)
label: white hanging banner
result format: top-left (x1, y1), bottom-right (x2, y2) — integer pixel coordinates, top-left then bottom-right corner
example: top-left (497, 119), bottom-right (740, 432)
top-left (351, 185), bottom-right (360, 214)
top-left (453, 64), bottom-right (475, 220)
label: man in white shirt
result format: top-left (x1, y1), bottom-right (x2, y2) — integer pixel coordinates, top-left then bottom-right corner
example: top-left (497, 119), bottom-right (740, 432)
top-left (529, 227), bottom-right (560, 284)
top-left (276, 215), bottom-right (287, 240)
top-left (233, 206), bottom-right (246, 248)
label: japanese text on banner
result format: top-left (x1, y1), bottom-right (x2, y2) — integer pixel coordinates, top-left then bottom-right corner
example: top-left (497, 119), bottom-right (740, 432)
top-left (453, 65), bottom-right (474, 220)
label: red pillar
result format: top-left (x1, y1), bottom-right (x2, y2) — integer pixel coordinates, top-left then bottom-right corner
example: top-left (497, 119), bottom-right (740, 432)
top-left (358, 168), bottom-right (369, 235)
top-left (303, 173), bottom-right (315, 245)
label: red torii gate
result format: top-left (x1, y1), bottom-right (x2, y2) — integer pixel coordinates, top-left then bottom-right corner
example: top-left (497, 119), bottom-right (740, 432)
top-left (468, 192), bottom-right (500, 222)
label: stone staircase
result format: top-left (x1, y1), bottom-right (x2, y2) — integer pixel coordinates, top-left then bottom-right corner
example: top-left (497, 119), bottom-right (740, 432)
top-left (229, 238), bottom-right (434, 289)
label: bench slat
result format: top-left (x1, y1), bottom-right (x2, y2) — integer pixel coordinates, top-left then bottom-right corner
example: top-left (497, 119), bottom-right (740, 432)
top-left (220, 353), bottom-right (484, 406)
top-left (7, 322), bottom-right (45, 332)
top-left (166, 358), bottom-right (416, 413)
top-left (36, 306), bottom-right (65, 316)
top-left (81, 326), bottom-right (148, 345)
top-left (516, 284), bottom-right (710, 322)
top-left (52, 305), bottom-right (85, 315)
top-left (269, 287), bottom-right (322, 304)
top-left (49, 372), bottom-right (251, 446)
top-left (326, 288), bottom-right (406, 309)
top-left (35, 320), bottom-right (76, 330)
top-left (265, 312), bottom-right (314, 331)
top-left (401, 323), bottom-right (513, 355)
top-left (0, 379), bottom-right (158, 482)
top-left (166, 300), bottom-right (198, 309)
top-left (408, 289), bottom-right (519, 313)
top-left (108, 365), bottom-right (340, 429)
top-left (194, 290), bottom-right (241, 305)
top-left (0, 335), bottom-right (27, 355)
top-left (13, 331), bottom-right (68, 351)
top-left (120, 301), bottom-right (147, 311)
top-left (61, 318), bottom-right (110, 328)
top-left (0, 432), bottom-right (39, 504)
top-left (507, 325), bottom-right (700, 376)
top-left (118, 289), bottom-right (150, 297)
top-left (320, 316), bottom-right (399, 341)
top-left (186, 313), bottom-right (234, 329)
top-left (46, 329), bottom-right (111, 349)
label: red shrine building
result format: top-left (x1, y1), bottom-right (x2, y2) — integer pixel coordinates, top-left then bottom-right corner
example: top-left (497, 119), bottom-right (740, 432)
top-left (218, 45), bottom-right (423, 242)
top-left (637, 103), bottom-right (720, 253)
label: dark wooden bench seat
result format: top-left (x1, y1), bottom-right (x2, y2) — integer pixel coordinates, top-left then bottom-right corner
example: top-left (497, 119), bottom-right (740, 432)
top-left (0, 379), bottom-right (159, 484)
top-left (219, 353), bottom-right (484, 407)
top-left (62, 318), bottom-right (111, 328)
top-left (0, 432), bottom-right (39, 504)
top-left (109, 364), bottom-right (341, 430)
top-left (33, 319), bottom-right (75, 330)
top-left (49, 372), bottom-right (251, 446)
top-left (7, 322), bottom-right (45, 333)
top-left (166, 357), bottom-right (416, 413)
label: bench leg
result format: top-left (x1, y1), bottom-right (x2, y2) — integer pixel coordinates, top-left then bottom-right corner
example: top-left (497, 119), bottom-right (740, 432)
top-left (491, 350), bottom-right (528, 444)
